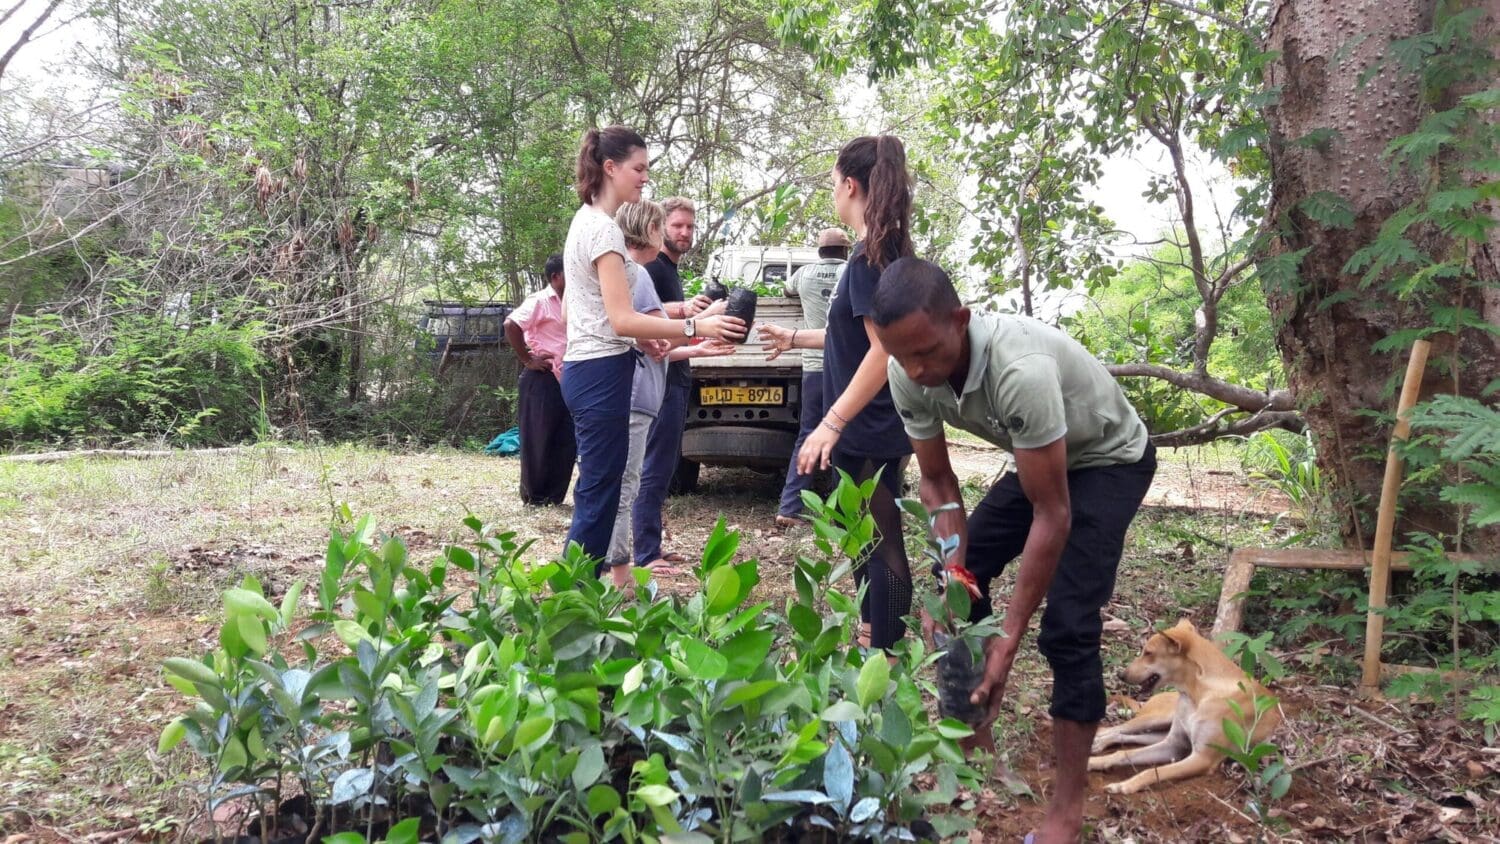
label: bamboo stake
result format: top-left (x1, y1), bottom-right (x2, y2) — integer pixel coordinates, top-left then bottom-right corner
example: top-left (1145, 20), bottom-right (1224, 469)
top-left (1361, 339), bottom-right (1431, 692)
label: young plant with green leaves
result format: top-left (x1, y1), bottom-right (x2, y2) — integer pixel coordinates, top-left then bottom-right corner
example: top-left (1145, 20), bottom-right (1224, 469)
top-left (1216, 688), bottom-right (1292, 840)
top-left (159, 473), bottom-right (983, 842)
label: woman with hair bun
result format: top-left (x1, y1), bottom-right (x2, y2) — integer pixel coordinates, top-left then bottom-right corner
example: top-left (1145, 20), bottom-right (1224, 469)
top-left (562, 126), bottom-right (745, 585)
top-left (758, 135), bottom-right (916, 650)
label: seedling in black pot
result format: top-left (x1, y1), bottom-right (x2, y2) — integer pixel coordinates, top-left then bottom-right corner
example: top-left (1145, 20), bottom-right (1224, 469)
top-left (723, 288), bottom-right (758, 342)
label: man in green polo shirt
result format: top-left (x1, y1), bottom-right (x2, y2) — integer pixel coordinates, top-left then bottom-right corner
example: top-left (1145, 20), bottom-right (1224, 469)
top-left (871, 257), bottom-right (1155, 844)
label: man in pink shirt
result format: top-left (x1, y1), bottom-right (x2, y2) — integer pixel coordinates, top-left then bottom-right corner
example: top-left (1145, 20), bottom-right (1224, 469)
top-left (504, 254), bottom-right (575, 505)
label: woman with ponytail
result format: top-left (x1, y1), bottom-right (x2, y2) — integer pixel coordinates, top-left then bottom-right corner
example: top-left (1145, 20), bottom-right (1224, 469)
top-left (561, 126), bottom-right (745, 585)
top-left (758, 135), bottom-right (916, 650)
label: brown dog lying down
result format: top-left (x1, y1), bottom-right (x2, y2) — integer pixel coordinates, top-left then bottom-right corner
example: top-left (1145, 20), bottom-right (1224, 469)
top-left (1088, 618), bottom-right (1282, 795)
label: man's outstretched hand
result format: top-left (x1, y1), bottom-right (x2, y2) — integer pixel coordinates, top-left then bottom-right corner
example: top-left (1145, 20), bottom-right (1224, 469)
top-left (970, 635), bottom-right (1019, 725)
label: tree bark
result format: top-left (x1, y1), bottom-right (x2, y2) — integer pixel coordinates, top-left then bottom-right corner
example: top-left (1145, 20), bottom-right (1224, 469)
top-left (1263, 0), bottom-right (1500, 550)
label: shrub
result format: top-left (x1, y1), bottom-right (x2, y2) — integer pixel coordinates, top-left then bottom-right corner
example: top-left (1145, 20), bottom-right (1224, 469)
top-left (0, 313), bottom-right (265, 446)
top-left (159, 475), bottom-right (982, 842)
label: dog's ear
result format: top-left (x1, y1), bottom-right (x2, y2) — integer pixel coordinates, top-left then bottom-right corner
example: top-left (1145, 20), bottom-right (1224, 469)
top-left (1174, 618), bottom-right (1199, 635)
top-left (1159, 623), bottom-right (1193, 653)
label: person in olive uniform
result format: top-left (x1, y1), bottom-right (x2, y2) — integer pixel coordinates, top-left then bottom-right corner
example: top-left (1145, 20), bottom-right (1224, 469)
top-left (774, 226), bottom-right (851, 526)
top-left (873, 257), bottom-right (1155, 844)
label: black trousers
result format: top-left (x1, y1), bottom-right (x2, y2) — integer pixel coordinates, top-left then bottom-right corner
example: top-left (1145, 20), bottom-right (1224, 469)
top-left (517, 367), bottom-right (576, 506)
top-left (963, 444), bottom-right (1156, 723)
top-left (830, 449), bottom-right (911, 651)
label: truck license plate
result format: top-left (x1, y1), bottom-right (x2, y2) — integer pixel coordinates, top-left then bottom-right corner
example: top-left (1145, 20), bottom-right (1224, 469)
top-left (700, 386), bottom-right (784, 406)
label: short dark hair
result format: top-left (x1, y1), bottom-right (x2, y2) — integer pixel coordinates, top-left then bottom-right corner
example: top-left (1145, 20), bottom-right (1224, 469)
top-left (872, 257), bottom-right (962, 327)
top-left (544, 253), bottom-right (564, 279)
top-left (817, 244), bottom-right (849, 260)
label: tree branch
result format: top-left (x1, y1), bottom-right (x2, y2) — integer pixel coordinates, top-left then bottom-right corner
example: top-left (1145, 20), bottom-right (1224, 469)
top-left (1148, 0), bottom-right (1253, 35)
top-left (0, 0), bottom-right (65, 86)
top-left (1151, 409), bottom-right (1305, 448)
top-left (1107, 361), bottom-right (1297, 412)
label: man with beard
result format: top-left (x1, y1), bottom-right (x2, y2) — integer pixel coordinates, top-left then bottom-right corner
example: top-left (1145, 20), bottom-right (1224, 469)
top-left (634, 196), bottom-right (712, 568)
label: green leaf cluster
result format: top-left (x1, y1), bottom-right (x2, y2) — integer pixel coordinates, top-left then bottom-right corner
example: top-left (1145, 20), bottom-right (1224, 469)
top-left (159, 474), bottom-right (982, 841)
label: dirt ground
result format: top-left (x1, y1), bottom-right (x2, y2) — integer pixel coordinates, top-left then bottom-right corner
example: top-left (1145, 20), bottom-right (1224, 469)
top-left (0, 445), bottom-right (1496, 842)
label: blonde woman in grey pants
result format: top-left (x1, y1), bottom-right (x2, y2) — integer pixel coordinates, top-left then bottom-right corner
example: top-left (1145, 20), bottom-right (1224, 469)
top-left (607, 200), bottom-right (732, 576)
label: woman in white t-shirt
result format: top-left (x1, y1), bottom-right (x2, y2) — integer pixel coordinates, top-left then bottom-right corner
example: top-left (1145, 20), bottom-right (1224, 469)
top-left (561, 126), bottom-right (745, 582)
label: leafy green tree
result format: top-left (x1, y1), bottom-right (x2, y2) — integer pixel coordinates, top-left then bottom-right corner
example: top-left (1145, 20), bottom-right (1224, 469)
top-left (2, 0), bottom-right (853, 443)
top-left (775, 0), bottom-right (1500, 549)
top-left (1069, 238), bottom-right (1282, 437)
top-left (775, 0), bottom-right (1300, 447)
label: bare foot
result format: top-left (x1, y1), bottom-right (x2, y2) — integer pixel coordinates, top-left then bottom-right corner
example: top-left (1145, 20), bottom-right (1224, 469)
top-left (643, 559), bottom-right (684, 576)
top-left (774, 514), bottom-right (800, 529)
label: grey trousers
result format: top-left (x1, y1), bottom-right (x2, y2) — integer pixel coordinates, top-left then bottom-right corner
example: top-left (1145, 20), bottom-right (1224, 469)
top-left (607, 410), bottom-right (656, 566)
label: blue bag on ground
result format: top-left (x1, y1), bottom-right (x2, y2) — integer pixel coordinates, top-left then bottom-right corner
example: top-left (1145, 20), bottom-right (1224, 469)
top-left (484, 426), bottom-right (521, 455)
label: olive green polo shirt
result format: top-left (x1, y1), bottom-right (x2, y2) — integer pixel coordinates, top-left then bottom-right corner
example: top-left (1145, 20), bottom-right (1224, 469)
top-left (887, 311), bottom-right (1148, 469)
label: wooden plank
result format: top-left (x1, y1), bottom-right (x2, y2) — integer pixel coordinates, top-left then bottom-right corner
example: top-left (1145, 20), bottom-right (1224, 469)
top-left (1211, 556), bottom-right (1256, 642)
top-left (1212, 546), bottom-right (1496, 640)
top-left (1228, 547), bottom-right (1492, 572)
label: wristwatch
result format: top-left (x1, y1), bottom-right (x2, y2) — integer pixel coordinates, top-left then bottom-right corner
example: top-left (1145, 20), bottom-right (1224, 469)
top-left (683, 318), bottom-right (696, 338)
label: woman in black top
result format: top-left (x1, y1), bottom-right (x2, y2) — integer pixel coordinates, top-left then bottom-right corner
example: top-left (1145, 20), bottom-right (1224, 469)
top-left (760, 135), bottom-right (915, 650)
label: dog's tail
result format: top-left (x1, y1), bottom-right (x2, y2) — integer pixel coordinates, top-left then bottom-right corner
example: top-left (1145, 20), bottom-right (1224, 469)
top-left (1109, 694), bottom-right (1143, 714)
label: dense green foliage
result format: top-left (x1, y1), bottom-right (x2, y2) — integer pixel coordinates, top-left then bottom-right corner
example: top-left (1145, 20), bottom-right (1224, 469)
top-left (160, 476), bottom-right (983, 841)
top-left (1, 0), bottom-right (851, 446)
top-left (0, 313), bottom-right (266, 445)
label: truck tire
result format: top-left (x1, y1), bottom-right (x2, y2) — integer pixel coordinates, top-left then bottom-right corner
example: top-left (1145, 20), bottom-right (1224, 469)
top-left (681, 426), bottom-right (797, 470)
top-left (668, 458), bottom-right (700, 495)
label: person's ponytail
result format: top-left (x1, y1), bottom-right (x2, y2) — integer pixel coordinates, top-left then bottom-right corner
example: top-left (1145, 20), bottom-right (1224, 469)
top-left (863, 135), bottom-right (913, 269)
top-left (835, 134), bottom-right (914, 270)
top-left (575, 129), bottom-right (604, 205)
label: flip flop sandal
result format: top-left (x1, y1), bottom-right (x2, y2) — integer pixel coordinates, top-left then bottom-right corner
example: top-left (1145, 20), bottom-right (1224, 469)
top-left (660, 552), bottom-right (687, 563)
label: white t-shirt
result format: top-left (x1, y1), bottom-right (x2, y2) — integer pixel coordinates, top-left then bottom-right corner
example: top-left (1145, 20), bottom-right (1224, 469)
top-left (563, 205), bottom-right (639, 361)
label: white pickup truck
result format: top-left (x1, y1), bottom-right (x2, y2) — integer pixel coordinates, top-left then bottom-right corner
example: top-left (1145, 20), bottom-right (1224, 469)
top-left (672, 245), bottom-right (823, 493)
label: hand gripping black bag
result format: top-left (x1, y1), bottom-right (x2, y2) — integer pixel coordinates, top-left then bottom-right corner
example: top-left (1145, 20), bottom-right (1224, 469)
top-left (723, 288), bottom-right (758, 342)
top-left (932, 631), bottom-right (987, 725)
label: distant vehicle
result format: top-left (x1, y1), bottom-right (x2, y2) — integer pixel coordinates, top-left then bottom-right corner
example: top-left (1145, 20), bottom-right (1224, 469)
top-left (703, 244), bottom-right (822, 295)
top-left (419, 300), bottom-right (512, 370)
top-left (672, 245), bottom-right (827, 492)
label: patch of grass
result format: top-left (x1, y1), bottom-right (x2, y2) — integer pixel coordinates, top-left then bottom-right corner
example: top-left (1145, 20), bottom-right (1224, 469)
top-left (3, 445), bottom-right (1446, 842)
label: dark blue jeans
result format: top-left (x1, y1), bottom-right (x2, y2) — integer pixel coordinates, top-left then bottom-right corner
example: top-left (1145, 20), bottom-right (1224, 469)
top-left (633, 380), bottom-right (689, 565)
top-left (778, 371), bottom-right (827, 517)
top-left (562, 353), bottom-right (633, 568)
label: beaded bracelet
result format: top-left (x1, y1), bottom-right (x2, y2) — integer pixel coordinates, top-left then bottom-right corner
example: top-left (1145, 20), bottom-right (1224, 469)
top-left (821, 418), bottom-right (844, 434)
top-left (828, 407), bottom-right (851, 425)
top-left (790, 328), bottom-right (799, 348)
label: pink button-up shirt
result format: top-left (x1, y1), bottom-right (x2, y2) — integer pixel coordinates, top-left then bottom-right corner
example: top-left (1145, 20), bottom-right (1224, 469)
top-left (507, 286), bottom-right (566, 380)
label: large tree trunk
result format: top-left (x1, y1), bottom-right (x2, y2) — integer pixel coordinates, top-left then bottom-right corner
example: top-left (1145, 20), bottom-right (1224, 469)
top-left (1263, 0), bottom-right (1500, 552)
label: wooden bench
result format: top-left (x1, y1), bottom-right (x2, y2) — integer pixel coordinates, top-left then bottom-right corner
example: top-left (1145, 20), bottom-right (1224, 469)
top-left (1211, 547), bottom-right (1494, 641)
